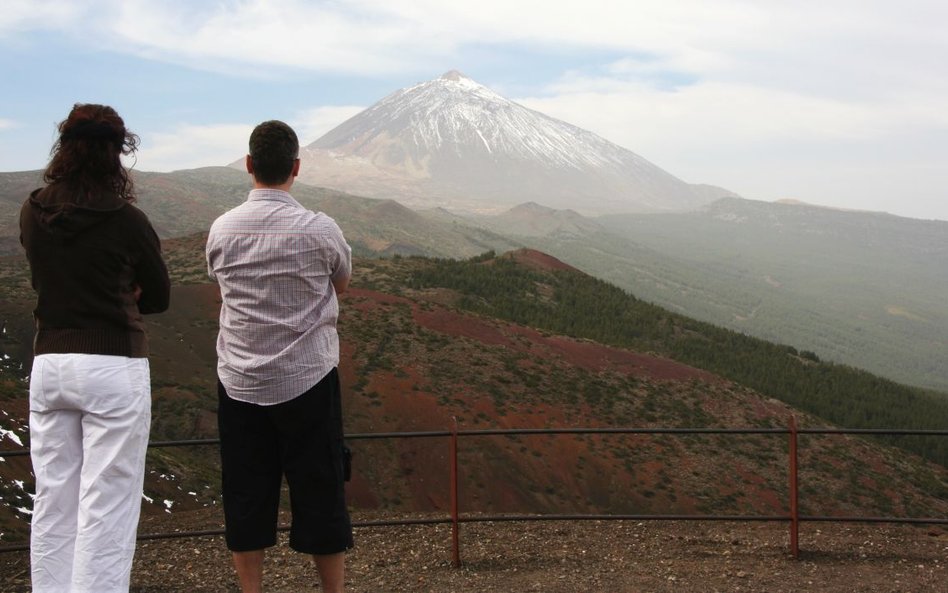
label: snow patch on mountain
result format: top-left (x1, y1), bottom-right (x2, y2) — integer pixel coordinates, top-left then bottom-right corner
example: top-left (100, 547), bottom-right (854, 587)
top-left (332, 71), bottom-right (630, 171)
top-left (297, 71), bottom-right (735, 215)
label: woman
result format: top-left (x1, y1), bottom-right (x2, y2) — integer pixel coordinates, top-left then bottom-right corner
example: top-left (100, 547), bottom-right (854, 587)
top-left (20, 103), bottom-right (170, 592)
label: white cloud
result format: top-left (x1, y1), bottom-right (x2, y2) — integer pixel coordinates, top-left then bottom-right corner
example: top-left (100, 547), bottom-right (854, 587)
top-left (0, 119), bottom-right (16, 130)
top-left (11, 1), bottom-right (948, 100)
top-left (522, 76), bottom-right (946, 151)
top-left (0, 1), bottom-right (771, 76)
top-left (514, 68), bottom-right (948, 218)
top-left (292, 106), bottom-right (365, 145)
top-left (361, 0), bottom-right (768, 53)
top-left (131, 108), bottom-right (367, 173)
top-left (102, 0), bottom-right (447, 76)
top-left (0, 0), bottom-right (82, 33)
top-left (135, 123), bottom-right (253, 172)
top-left (132, 109), bottom-right (367, 172)
top-left (89, 1), bottom-right (754, 79)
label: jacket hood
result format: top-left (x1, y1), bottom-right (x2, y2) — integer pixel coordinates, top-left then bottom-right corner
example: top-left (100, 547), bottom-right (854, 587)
top-left (28, 185), bottom-right (128, 238)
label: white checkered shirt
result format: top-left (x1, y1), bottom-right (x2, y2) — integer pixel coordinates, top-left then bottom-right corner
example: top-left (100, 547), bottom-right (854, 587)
top-left (206, 189), bottom-right (352, 405)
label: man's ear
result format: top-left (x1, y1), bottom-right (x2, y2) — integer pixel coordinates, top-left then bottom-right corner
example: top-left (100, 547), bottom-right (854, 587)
top-left (291, 158), bottom-right (300, 178)
top-left (245, 154), bottom-right (254, 175)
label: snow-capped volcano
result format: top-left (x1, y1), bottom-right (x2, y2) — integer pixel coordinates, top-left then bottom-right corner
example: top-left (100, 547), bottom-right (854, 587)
top-left (296, 70), bottom-right (732, 214)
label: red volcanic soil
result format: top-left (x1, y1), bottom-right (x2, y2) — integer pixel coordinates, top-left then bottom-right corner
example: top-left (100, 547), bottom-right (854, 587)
top-left (338, 285), bottom-right (948, 524)
top-left (339, 288), bottom-right (790, 518)
top-left (501, 248), bottom-right (579, 273)
top-left (346, 287), bottom-right (715, 384)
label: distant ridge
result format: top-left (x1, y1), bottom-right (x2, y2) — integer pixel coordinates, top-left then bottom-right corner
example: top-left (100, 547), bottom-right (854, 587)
top-left (773, 197), bottom-right (889, 216)
top-left (471, 201), bottom-right (605, 238)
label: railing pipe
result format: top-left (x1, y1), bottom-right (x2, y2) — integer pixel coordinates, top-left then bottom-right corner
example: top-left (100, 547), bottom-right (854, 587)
top-left (450, 417), bottom-right (461, 567)
top-left (1, 424), bottom-right (945, 560)
top-left (788, 415), bottom-right (800, 559)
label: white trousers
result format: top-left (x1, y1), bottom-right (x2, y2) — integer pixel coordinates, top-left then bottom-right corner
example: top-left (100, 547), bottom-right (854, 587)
top-left (29, 353), bottom-right (151, 593)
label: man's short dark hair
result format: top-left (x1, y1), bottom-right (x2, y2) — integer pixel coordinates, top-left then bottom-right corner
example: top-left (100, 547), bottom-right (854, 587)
top-left (248, 120), bottom-right (299, 186)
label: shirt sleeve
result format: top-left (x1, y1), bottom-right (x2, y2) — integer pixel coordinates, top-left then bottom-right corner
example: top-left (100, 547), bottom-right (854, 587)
top-left (325, 217), bottom-right (352, 284)
top-left (206, 221), bottom-right (219, 282)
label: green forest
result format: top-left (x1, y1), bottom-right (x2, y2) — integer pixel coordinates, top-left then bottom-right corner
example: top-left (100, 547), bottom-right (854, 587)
top-left (405, 252), bottom-right (948, 467)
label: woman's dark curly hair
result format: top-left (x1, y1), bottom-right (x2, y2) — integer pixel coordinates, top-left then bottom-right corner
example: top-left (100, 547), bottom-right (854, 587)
top-left (43, 103), bottom-right (140, 202)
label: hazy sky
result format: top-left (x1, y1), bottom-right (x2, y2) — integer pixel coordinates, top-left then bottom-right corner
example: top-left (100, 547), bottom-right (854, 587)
top-left (2, 0), bottom-right (946, 220)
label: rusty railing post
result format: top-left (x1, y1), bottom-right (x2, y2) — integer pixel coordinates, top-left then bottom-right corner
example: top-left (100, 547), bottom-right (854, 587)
top-left (451, 416), bottom-right (462, 567)
top-left (788, 414), bottom-right (800, 559)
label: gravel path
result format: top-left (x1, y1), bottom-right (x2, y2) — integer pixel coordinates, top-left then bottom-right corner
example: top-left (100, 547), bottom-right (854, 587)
top-left (1, 511), bottom-right (945, 592)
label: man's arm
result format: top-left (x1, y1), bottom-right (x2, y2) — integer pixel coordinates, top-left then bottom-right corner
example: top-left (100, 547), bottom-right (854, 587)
top-left (331, 273), bottom-right (350, 295)
top-left (327, 218), bottom-right (352, 295)
top-left (205, 220), bottom-right (220, 282)
top-left (330, 247), bottom-right (351, 294)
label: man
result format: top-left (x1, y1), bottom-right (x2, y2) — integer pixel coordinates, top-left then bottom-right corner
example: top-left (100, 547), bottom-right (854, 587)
top-left (206, 120), bottom-right (353, 593)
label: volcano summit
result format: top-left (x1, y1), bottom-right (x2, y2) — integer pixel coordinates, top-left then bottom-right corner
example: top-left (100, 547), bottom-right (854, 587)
top-left (294, 71), bottom-right (733, 214)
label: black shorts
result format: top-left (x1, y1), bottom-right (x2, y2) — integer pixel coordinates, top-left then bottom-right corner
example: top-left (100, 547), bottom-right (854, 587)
top-left (217, 368), bottom-right (353, 554)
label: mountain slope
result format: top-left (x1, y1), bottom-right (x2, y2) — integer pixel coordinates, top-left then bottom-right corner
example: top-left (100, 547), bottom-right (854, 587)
top-left (591, 198), bottom-right (948, 391)
top-left (457, 198), bottom-right (948, 392)
top-left (0, 167), bottom-right (522, 258)
top-left (398, 250), bottom-right (948, 460)
top-left (295, 70), bottom-right (732, 214)
top-left (1, 249), bottom-right (946, 545)
top-left (2, 166), bottom-right (945, 391)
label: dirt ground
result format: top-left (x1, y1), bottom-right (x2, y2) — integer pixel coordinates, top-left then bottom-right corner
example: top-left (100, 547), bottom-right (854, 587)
top-left (1, 511), bottom-right (945, 592)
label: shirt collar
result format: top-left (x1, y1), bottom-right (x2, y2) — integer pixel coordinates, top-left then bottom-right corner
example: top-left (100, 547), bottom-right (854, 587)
top-left (247, 188), bottom-right (300, 207)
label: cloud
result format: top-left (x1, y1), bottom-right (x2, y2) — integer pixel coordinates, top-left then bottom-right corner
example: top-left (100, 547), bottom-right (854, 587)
top-left (514, 69), bottom-right (948, 218)
top-left (522, 76), bottom-right (927, 150)
top-left (0, 118), bottom-right (16, 130)
top-left (133, 108), bottom-right (366, 172)
top-left (292, 106), bottom-right (365, 145)
top-left (0, 1), bottom-right (774, 77)
top-left (135, 123), bottom-right (253, 172)
top-left (10, 1), bottom-right (948, 99)
top-left (103, 0), bottom-right (450, 76)
top-left (0, 0), bottom-right (82, 33)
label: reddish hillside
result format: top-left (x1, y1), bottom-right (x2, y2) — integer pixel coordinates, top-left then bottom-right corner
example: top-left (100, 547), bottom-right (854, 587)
top-left (327, 270), bottom-right (948, 521)
top-left (500, 248), bottom-right (579, 273)
top-left (1, 253), bottom-right (946, 546)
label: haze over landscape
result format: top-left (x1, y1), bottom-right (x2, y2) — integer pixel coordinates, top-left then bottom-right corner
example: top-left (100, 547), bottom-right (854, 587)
top-left (3, 68), bottom-right (945, 393)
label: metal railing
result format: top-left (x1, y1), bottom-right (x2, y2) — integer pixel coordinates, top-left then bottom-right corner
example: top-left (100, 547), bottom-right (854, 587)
top-left (1, 416), bottom-right (946, 564)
